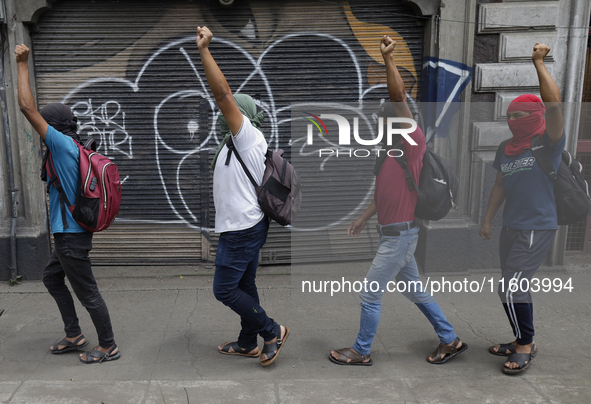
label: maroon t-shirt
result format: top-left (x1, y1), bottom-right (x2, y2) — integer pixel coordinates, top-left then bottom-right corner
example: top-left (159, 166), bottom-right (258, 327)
top-left (374, 127), bottom-right (426, 225)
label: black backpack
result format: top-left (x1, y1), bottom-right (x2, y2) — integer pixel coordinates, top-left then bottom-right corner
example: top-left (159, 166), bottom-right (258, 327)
top-left (374, 141), bottom-right (459, 221)
top-left (226, 137), bottom-right (302, 226)
top-left (496, 136), bottom-right (591, 225)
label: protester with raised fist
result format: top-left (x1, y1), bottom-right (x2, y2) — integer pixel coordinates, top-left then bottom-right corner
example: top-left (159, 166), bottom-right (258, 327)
top-left (328, 36), bottom-right (466, 366)
top-left (480, 42), bottom-right (564, 375)
top-left (196, 26), bottom-right (289, 367)
top-left (15, 44), bottom-right (119, 364)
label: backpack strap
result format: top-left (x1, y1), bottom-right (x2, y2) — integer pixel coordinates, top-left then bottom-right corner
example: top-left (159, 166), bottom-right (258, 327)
top-left (530, 135), bottom-right (557, 181)
top-left (391, 138), bottom-right (422, 195)
top-left (225, 136), bottom-right (259, 188)
top-left (373, 146), bottom-right (388, 176)
top-left (84, 138), bottom-right (97, 151)
top-left (281, 158), bottom-right (288, 183)
top-left (495, 139), bottom-right (511, 168)
top-left (46, 152), bottom-right (72, 229)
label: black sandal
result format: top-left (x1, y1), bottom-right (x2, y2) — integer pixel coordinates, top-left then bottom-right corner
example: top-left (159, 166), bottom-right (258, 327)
top-left (79, 344), bottom-right (121, 364)
top-left (489, 342), bottom-right (517, 356)
top-left (50, 335), bottom-right (89, 354)
top-left (218, 341), bottom-right (260, 358)
top-left (502, 343), bottom-right (537, 375)
top-left (490, 342), bottom-right (536, 357)
top-left (260, 326), bottom-right (290, 366)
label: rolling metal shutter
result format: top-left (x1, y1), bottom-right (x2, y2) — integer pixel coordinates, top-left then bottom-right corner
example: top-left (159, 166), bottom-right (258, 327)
top-left (33, 0), bottom-right (424, 266)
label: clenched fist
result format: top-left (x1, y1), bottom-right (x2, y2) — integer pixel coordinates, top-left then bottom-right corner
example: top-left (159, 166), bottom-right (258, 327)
top-left (532, 42), bottom-right (551, 62)
top-left (15, 44), bottom-right (29, 64)
top-left (380, 35), bottom-right (397, 57)
top-left (196, 26), bottom-right (213, 50)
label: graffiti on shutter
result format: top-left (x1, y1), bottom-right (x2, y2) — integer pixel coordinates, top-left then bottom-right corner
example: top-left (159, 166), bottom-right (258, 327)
top-left (34, 0), bottom-right (425, 265)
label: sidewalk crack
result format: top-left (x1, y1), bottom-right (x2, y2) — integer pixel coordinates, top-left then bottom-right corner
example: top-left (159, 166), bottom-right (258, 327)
top-left (447, 300), bottom-right (494, 344)
top-left (155, 290), bottom-right (180, 364)
top-left (184, 290), bottom-right (200, 376)
top-left (6, 380), bottom-right (24, 403)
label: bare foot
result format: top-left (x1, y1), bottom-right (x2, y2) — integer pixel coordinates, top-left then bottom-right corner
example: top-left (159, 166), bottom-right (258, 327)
top-left (50, 334), bottom-right (86, 352)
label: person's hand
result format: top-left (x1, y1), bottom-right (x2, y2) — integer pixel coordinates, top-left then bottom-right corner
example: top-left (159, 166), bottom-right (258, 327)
top-left (348, 217), bottom-right (367, 237)
top-left (532, 42), bottom-right (551, 63)
top-left (15, 44), bottom-right (29, 64)
top-left (380, 35), bottom-right (396, 58)
top-left (479, 223), bottom-right (492, 241)
top-left (196, 26), bottom-right (213, 50)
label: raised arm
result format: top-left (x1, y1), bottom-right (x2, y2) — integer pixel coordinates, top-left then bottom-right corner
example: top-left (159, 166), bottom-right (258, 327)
top-left (16, 44), bottom-right (48, 140)
top-left (196, 26), bottom-right (243, 136)
top-left (380, 35), bottom-right (413, 122)
top-left (532, 42), bottom-right (563, 144)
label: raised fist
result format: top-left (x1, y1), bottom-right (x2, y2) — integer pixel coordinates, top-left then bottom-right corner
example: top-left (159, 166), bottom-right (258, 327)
top-left (380, 35), bottom-right (397, 57)
top-left (196, 26), bottom-right (213, 50)
top-left (15, 44), bottom-right (29, 64)
top-left (532, 42), bottom-right (551, 62)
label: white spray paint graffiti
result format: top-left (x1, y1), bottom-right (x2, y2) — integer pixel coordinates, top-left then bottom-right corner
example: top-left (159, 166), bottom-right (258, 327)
top-left (61, 33), bottom-right (424, 232)
top-left (71, 99), bottom-right (132, 159)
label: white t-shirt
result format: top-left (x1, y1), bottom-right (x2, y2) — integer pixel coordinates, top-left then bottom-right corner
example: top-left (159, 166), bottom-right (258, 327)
top-left (213, 115), bottom-right (267, 233)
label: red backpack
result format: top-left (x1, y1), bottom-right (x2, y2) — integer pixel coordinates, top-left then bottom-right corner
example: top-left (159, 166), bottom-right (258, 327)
top-left (46, 139), bottom-right (121, 232)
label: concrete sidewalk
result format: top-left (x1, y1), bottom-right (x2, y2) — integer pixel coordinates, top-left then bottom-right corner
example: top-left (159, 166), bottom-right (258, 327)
top-left (0, 261), bottom-right (590, 403)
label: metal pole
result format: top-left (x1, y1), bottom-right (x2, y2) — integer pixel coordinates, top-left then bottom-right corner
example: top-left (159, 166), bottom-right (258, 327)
top-left (0, 20), bottom-right (20, 285)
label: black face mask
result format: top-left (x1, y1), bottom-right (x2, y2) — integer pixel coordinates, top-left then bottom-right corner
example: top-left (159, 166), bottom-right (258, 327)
top-left (40, 103), bottom-right (80, 141)
top-left (39, 103), bottom-right (80, 182)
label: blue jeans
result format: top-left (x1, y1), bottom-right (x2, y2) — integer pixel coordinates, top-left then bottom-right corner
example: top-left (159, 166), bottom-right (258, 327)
top-left (213, 219), bottom-right (279, 350)
top-left (352, 223), bottom-right (457, 356)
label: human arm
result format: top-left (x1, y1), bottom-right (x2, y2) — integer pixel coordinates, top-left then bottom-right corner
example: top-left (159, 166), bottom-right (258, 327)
top-left (16, 44), bottom-right (48, 140)
top-left (347, 198), bottom-right (377, 237)
top-left (533, 42), bottom-right (563, 145)
top-left (479, 172), bottom-right (505, 241)
top-left (380, 35), bottom-right (413, 124)
top-left (196, 26), bottom-right (243, 137)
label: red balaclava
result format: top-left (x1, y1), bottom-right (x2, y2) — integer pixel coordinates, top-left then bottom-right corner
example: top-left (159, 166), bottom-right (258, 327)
top-left (504, 94), bottom-right (546, 156)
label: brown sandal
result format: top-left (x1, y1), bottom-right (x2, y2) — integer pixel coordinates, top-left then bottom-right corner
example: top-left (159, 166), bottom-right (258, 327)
top-left (329, 347), bottom-right (373, 366)
top-left (427, 337), bottom-right (468, 364)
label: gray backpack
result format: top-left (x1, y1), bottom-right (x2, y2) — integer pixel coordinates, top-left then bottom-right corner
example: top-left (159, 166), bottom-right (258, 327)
top-left (226, 138), bottom-right (302, 226)
top-left (496, 136), bottom-right (591, 225)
